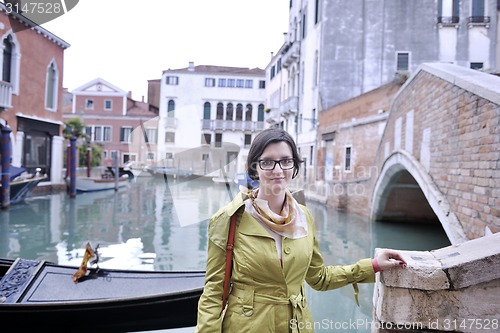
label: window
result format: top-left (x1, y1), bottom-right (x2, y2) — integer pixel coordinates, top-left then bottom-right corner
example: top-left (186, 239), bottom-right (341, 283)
top-left (470, 62), bottom-right (483, 69)
top-left (277, 59), bottom-right (282, 73)
top-left (45, 61), bottom-right (57, 111)
top-left (257, 104), bottom-right (265, 121)
top-left (205, 78), bottom-right (216, 87)
top-left (165, 132), bottom-right (175, 143)
top-left (302, 12), bottom-right (307, 39)
top-left (120, 127), bottom-right (133, 142)
top-left (315, 0), bottom-right (320, 24)
top-left (2, 33), bottom-right (20, 94)
top-left (145, 128), bottom-right (157, 143)
top-left (226, 103), bottom-right (234, 120)
top-left (437, 0), bottom-right (459, 24)
top-left (165, 76), bottom-right (179, 85)
top-left (218, 78), bottom-right (226, 87)
top-left (245, 104), bottom-right (252, 121)
top-left (85, 99), bottom-right (94, 110)
top-left (227, 79), bottom-right (235, 87)
top-left (345, 146), bottom-right (352, 172)
top-left (396, 52), bottom-right (410, 71)
top-left (245, 80), bottom-right (253, 88)
top-left (165, 152), bottom-right (173, 159)
top-left (2, 35), bottom-right (13, 83)
top-left (202, 133), bottom-right (211, 145)
top-left (147, 152), bottom-right (155, 161)
top-left (259, 80), bottom-right (266, 89)
top-left (104, 99), bottom-right (112, 110)
top-left (236, 79), bottom-right (244, 88)
top-left (310, 146), bottom-right (314, 165)
top-left (216, 103), bottom-right (224, 120)
top-left (236, 104), bottom-right (243, 121)
top-left (103, 126), bottom-right (111, 142)
top-left (167, 99), bottom-right (175, 112)
top-left (202, 153), bottom-right (209, 161)
top-left (110, 150), bottom-right (118, 160)
top-left (215, 133), bottom-right (222, 147)
top-left (203, 102), bottom-right (211, 119)
top-left (270, 66), bottom-right (276, 79)
top-left (244, 134), bottom-right (252, 148)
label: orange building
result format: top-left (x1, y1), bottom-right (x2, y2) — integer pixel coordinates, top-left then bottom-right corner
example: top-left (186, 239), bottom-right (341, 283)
top-left (0, 4), bottom-right (69, 184)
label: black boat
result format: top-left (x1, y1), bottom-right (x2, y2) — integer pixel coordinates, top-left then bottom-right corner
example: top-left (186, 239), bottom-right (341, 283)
top-left (0, 258), bottom-right (205, 332)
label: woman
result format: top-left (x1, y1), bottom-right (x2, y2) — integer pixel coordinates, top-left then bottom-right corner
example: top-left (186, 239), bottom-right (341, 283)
top-left (195, 128), bottom-right (406, 332)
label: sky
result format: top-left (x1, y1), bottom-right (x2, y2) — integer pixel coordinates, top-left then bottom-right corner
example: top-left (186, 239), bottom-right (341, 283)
top-left (41, 0), bottom-right (290, 101)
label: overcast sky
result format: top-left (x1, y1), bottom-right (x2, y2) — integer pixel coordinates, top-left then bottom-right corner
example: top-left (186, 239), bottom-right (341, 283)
top-left (41, 0), bottom-right (290, 101)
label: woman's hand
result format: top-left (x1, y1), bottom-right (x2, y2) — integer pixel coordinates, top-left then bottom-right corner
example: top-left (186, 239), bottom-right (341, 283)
top-left (374, 249), bottom-right (407, 271)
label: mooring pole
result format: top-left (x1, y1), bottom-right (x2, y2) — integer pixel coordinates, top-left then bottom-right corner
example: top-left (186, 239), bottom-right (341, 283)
top-left (0, 126), bottom-right (12, 209)
top-left (69, 136), bottom-right (77, 198)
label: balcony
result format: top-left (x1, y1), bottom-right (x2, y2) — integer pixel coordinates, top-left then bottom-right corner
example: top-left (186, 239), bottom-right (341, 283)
top-left (437, 16), bottom-right (459, 28)
top-left (201, 119), bottom-right (264, 132)
top-left (281, 42), bottom-right (300, 69)
top-left (0, 81), bottom-right (12, 110)
top-left (280, 96), bottom-right (298, 115)
top-left (467, 16), bottom-right (490, 28)
top-left (164, 117), bottom-right (177, 129)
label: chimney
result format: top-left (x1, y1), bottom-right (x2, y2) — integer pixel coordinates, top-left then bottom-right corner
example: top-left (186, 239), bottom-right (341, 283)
top-left (188, 61), bottom-right (195, 71)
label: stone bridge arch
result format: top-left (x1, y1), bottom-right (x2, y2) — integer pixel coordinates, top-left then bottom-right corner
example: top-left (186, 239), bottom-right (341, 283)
top-left (371, 150), bottom-right (468, 245)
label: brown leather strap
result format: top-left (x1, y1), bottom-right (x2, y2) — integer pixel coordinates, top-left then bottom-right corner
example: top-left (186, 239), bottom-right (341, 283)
top-left (221, 213), bottom-right (237, 313)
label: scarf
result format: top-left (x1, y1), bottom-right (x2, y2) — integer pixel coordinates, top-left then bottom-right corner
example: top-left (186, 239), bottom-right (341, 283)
top-left (240, 186), bottom-right (308, 239)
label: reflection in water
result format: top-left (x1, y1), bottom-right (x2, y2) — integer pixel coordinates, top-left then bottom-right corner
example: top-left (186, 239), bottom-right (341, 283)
top-left (0, 177), bottom-right (450, 332)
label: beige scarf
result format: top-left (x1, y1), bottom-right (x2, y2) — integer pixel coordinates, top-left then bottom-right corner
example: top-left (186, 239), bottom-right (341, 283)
top-left (241, 186), bottom-right (308, 239)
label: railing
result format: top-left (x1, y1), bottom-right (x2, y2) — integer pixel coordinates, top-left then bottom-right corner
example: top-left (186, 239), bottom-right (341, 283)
top-left (281, 42), bottom-right (300, 68)
top-left (0, 81), bottom-right (12, 110)
top-left (467, 16), bottom-right (490, 28)
top-left (437, 16), bottom-right (459, 26)
top-left (280, 96), bottom-right (298, 115)
top-left (201, 119), bottom-right (265, 132)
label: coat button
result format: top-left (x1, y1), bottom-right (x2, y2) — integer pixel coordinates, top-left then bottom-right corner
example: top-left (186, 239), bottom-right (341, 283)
top-left (284, 247), bottom-right (291, 254)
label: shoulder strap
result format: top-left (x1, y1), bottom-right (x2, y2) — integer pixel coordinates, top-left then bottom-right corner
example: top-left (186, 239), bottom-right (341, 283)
top-left (221, 213), bottom-right (237, 313)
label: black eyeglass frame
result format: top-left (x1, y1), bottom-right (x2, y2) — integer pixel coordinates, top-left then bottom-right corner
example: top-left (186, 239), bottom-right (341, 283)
top-left (257, 159), bottom-right (295, 171)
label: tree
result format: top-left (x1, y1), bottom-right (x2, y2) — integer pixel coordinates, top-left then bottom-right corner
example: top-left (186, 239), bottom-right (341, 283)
top-left (63, 119), bottom-right (102, 167)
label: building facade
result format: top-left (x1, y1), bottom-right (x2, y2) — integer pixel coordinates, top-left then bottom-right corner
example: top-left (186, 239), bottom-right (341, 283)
top-left (63, 78), bottom-right (158, 168)
top-left (265, 0), bottom-right (498, 183)
top-left (157, 62), bottom-right (267, 178)
top-left (0, 3), bottom-right (69, 184)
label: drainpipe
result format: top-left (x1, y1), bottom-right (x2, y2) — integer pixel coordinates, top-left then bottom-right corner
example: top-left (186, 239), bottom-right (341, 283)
top-left (1, 126), bottom-right (12, 209)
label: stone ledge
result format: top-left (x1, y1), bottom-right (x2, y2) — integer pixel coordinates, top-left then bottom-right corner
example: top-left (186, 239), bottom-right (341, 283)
top-left (377, 232), bottom-right (500, 291)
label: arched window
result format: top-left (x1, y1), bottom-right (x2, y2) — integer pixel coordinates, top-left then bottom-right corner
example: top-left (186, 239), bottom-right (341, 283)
top-left (3, 35), bottom-right (12, 82)
top-left (245, 104), bottom-right (252, 121)
top-left (45, 61), bottom-right (58, 110)
top-left (1, 32), bottom-right (20, 94)
top-left (216, 102), bottom-right (224, 120)
top-left (258, 104), bottom-right (265, 121)
top-left (236, 103), bottom-right (243, 121)
top-left (203, 102), bottom-right (211, 120)
top-left (167, 100), bottom-right (175, 117)
top-left (226, 103), bottom-right (233, 121)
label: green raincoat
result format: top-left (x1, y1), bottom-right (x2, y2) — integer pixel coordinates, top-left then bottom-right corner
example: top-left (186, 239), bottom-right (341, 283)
top-left (195, 192), bottom-right (375, 333)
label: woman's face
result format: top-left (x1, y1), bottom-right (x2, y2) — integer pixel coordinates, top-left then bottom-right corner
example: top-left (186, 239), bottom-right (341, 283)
top-left (256, 141), bottom-right (294, 196)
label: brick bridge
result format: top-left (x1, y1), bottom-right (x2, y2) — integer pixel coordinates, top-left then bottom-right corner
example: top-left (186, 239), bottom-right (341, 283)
top-left (304, 63), bottom-right (499, 244)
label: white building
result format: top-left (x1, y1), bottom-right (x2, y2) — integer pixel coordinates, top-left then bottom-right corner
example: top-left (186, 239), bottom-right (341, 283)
top-left (265, 0), bottom-right (498, 183)
top-left (157, 62), bottom-right (267, 178)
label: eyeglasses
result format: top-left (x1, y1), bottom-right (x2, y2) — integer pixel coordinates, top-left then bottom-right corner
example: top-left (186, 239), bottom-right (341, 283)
top-left (258, 159), bottom-right (295, 170)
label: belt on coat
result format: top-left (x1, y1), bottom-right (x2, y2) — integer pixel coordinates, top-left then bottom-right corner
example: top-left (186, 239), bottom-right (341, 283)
top-left (231, 284), bottom-right (307, 333)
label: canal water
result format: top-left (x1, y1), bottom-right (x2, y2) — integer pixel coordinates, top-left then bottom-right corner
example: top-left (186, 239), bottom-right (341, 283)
top-left (0, 176), bottom-right (451, 332)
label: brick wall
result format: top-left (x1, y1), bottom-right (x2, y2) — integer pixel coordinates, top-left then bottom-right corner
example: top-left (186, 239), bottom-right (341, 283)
top-left (372, 64), bottom-right (500, 239)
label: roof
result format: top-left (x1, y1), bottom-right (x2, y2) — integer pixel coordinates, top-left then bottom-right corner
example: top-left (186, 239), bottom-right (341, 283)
top-left (163, 65), bottom-right (265, 76)
top-left (0, 3), bottom-right (70, 49)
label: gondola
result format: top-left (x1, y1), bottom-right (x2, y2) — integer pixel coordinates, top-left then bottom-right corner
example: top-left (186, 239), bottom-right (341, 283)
top-left (0, 258), bottom-right (205, 332)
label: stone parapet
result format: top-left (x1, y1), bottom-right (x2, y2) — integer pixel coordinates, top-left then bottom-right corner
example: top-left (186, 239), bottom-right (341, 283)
top-left (373, 232), bottom-right (500, 332)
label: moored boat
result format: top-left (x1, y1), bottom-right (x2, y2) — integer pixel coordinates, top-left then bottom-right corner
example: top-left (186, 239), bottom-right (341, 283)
top-left (0, 257), bottom-right (205, 332)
